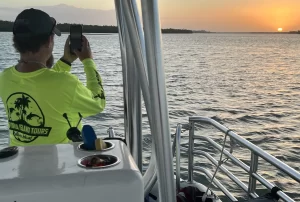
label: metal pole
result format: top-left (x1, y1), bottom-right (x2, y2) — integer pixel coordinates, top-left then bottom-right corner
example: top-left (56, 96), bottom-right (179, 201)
top-left (176, 124), bottom-right (182, 192)
top-left (114, 0), bottom-right (129, 141)
top-left (125, 26), bottom-right (143, 171)
top-left (116, 0), bottom-right (140, 169)
top-left (130, 0), bottom-right (143, 173)
top-left (188, 121), bottom-right (195, 182)
top-left (131, 0), bottom-right (147, 74)
top-left (248, 152), bottom-right (258, 196)
top-left (135, 77), bottom-right (143, 172)
top-left (141, 0), bottom-right (176, 201)
top-left (115, 0), bottom-right (143, 173)
top-left (143, 144), bottom-right (158, 195)
top-left (120, 0), bottom-right (158, 196)
top-left (121, 0), bottom-right (151, 107)
top-left (189, 116), bottom-right (300, 183)
top-left (194, 166), bottom-right (238, 201)
top-left (107, 127), bottom-right (115, 138)
top-left (252, 173), bottom-right (296, 202)
top-left (124, 24), bottom-right (134, 144)
top-left (115, 0), bottom-right (146, 173)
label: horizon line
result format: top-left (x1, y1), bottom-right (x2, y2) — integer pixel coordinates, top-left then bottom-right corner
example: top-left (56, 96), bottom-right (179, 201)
top-left (0, 19), bottom-right (299, 33)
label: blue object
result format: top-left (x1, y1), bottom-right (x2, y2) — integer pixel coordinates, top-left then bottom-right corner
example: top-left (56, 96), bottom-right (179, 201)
top-left (82, 125), bottom-right (97, 150)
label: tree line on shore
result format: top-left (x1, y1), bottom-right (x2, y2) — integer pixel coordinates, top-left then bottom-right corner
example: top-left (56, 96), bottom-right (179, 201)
top-left (0, 20), bottom-right (193, 34)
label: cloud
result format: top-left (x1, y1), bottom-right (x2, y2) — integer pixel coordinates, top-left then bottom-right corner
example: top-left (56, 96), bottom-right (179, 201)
top-left (0, 4), bottom-right (117, 26)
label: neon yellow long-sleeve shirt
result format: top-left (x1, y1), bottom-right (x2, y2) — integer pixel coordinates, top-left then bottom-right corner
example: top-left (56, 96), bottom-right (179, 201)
top-left (0, 58), bottom-right (105, 146)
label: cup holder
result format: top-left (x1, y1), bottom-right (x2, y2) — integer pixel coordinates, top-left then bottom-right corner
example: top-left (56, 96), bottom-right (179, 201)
top-left (78, 154), bottom-right (120, 169)
top-left (77, 141), bottom-right (115, 152)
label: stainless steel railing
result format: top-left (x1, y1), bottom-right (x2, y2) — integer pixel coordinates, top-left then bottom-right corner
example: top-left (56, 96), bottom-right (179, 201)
top-left (115, 0), bottom-right (176, 200)
top-left (175, 124), bottom-right (182, 192)
top-left (174, 116), bottom-right (300, 202)
top-left (107, 127), bottom-right (115, 138)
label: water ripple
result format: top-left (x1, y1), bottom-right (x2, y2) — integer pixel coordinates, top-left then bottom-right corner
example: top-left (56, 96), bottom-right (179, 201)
top-left (0, 33), bottom-right (299, 201)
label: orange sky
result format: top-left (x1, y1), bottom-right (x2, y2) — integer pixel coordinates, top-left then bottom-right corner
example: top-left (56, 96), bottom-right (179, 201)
top-left (159, 0), bottom-right (300, 32)
top-left (1, 0), bottom-right (300, 32)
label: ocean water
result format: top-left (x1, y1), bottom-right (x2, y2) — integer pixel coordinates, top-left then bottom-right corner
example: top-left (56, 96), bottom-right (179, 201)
top-left (0, 32), bottom-right (299, 201)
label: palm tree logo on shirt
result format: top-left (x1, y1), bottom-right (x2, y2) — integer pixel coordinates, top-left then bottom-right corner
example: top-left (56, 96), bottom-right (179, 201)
top-left (6, 92), bottom-right (52, 143)
top-left (12, 94), bottom-right (42, 125)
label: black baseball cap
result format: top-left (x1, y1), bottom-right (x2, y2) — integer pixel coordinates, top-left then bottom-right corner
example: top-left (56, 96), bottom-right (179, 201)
top-left (13, 8), bottom-right (61, 37)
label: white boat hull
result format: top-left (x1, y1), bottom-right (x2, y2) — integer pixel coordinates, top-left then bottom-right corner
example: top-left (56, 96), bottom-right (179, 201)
top-left (0, 141), bottom-right (144, 202)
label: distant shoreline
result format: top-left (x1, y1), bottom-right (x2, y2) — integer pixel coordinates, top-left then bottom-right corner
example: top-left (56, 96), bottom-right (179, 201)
top-left (0, 20), bottom-right (196, 34)
top-left (1, 20), bottom-right (299, 34)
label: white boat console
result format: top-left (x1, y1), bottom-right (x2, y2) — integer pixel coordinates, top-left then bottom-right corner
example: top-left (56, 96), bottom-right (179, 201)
top-left (0, 140), bottom-right (143, 202)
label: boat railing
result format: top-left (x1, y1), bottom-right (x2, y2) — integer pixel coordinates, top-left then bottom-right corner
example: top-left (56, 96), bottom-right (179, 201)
top-left (174, 116), bottom-right (300, 202)
top-left (107, 127), bottom-right (115, 138)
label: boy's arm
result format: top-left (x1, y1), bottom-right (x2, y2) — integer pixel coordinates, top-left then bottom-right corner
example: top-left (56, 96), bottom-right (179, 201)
top-left (69, 59), bottom-right (106, 117)
top-left (52, 58), bottom-right (72, 72)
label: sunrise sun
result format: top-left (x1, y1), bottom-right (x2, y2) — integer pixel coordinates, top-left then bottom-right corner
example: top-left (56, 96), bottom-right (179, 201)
top-left (278, 28), bottom-right (283, 32)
